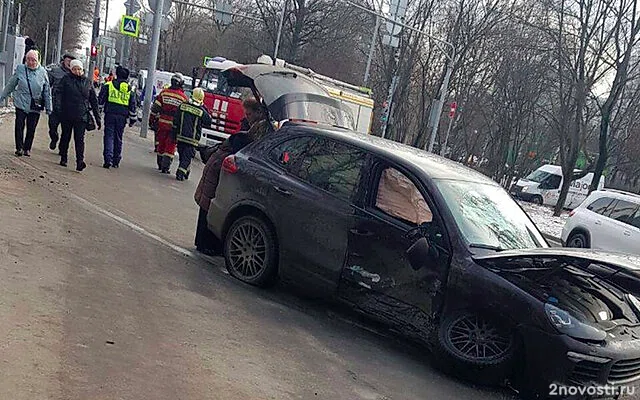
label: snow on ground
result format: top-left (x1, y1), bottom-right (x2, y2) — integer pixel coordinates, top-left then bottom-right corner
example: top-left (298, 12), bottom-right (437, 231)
top-left (518, 200), bottom-right (570, 239)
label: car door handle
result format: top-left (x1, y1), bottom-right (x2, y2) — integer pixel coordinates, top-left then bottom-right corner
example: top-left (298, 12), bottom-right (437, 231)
top-left (350, 228), bottom-right (373, 237)
top-left (624, 231), bottom-right (631, 236)
top-left (594, 220), bottom-right (602, 225)
top-left (273, 186), bottom-right (292, 196)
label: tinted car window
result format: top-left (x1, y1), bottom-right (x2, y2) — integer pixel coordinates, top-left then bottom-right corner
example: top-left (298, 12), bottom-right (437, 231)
top-left (295, 139), bottom-right (366, 201)
top-left (587, 197), bottom-right (615, 215)
top-left (375, 167), bottom-right (433, 226)
top-left (608, 200), bottom-right (638, 224)
top-left (269, 136), bottom-right (316, 173)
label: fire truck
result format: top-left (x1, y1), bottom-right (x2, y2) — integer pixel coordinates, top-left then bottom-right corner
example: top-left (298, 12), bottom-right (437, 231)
top-left (192, 57), bottom-right (247, 146)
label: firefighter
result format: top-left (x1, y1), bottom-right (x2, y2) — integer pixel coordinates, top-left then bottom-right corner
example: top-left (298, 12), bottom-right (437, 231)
top-left (150, 74), bottom-right (188, 173)
top-left (172, 88), bottom-right (212, 181)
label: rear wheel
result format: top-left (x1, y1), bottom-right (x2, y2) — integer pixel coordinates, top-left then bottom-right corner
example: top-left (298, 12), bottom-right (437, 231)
top-left (567, 231), bottom-right (589, 248)
top-left (433, 310), bottom-right (517, 385)
top-left (224, 215), bottom-right (278, 287)
top-left (532, 195), bottom-right (544, 205)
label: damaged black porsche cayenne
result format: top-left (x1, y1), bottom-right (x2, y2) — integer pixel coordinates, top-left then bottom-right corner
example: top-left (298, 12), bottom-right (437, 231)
top-left (206, 122), bottom-right (640, 397)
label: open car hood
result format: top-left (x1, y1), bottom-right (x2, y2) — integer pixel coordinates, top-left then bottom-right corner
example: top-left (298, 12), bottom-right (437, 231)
top-left (474, 248), bottom-right (640, 296)
top-left (474, 248), bottom-right (640, 329)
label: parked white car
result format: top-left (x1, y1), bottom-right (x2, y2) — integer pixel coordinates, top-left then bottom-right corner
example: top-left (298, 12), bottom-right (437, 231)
top-left (561, 189), bottom-right (640, 254)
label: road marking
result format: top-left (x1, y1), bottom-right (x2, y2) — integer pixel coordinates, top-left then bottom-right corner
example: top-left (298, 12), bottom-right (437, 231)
top-left (66, 192), bottom-right (195, 258)
top-left (10, 155), bottom-right (200, 260)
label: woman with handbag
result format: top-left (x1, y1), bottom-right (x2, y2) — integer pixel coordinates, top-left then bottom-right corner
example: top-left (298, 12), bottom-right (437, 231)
top-left (0, 49), bottom-right (52, 157)
top-left (57, 59), bottom-right (101, 171)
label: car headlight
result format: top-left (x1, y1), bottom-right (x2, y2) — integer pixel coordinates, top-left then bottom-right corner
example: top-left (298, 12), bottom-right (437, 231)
top-left (522, 186), bottom-right (529, 192)
top-left (545, 303), bottom-right (607, 341)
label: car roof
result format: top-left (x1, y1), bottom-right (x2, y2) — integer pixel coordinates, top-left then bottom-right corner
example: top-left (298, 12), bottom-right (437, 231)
top-left (282, 124), bottom-right (499, 184)
top-left (592, 189), bottom-right (640, 204)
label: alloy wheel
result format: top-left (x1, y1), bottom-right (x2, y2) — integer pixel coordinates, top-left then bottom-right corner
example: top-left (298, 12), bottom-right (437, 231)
top-left (444, 314), bottom-right (513, 363)
top-left (227, 220), bottom-right (268, 280)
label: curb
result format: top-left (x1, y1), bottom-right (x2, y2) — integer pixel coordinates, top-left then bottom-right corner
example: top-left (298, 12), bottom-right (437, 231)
top-left (543, 233), bottom-right (563, 246)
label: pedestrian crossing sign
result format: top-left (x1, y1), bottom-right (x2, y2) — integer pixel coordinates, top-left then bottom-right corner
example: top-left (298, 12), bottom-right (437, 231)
top-left (120, 15), bottom-right (140, 37)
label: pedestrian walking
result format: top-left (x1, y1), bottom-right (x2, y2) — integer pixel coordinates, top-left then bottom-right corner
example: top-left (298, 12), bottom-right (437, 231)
top-left (193, 98), bottom-right (271, 255)
top-left (57, 59), bottom-right (101, 171)
top-left (172, 88), bottom-right (212, 181)
top-left (47, 53), bottom-right (75, 151)
top-left (0, 49), bottom-right (52, 157)
top-left (98, 65), bottom-right (136, 169)
top-left (150, 74), bottom-right (187, 173)
top-left (22, 37), bottom-right (38, 64)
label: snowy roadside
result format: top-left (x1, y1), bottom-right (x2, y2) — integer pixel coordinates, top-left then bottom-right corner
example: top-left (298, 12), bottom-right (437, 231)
top-left (518, 200), bottom-right (569, 240)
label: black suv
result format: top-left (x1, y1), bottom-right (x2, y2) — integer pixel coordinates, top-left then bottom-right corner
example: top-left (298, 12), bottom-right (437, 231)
top-left (207, 123), bottom-right (640, 396)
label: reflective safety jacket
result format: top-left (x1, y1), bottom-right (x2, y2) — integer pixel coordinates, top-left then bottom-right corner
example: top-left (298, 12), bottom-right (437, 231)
top-left (150, 88), bottom-right (188, 131)
top-left (172, 100), bottom-right (212, 146)
top-left (98, 79), bottom-right (136, 120)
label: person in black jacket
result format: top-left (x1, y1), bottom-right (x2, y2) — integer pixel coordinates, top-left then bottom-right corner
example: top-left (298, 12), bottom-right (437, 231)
top-left (172, 87), bottom-right (212, 181)
top-left (57, 60), bottom-right (101, 171)
top-left (47, 53), bottom-right (75, 151)
top-left (98, 65), bottom-right (136, 168)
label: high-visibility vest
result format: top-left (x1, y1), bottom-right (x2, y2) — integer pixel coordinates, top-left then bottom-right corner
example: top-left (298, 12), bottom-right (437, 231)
top-left (106, 81), bottom-right (131, 106)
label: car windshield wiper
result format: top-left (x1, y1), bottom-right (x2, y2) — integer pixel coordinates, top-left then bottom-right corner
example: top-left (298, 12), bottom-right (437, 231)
top-left (469, 243), bottom-right (504, 252)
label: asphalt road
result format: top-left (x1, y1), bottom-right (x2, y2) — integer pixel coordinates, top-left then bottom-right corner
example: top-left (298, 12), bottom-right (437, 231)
top-left (0, 113), bottom-right (630, 399)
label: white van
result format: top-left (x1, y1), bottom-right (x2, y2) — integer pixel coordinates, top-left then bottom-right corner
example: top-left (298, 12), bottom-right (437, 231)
top-left (510, 164), bottom-right (604, 209)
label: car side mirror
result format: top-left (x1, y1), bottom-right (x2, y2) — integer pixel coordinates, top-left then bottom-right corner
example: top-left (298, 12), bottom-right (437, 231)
top-left (406, 237), bottom-right (432, 271)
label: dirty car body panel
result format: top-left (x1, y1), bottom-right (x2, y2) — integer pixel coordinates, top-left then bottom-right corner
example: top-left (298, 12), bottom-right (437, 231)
top-left (207, 123), bottom-right (640, 394)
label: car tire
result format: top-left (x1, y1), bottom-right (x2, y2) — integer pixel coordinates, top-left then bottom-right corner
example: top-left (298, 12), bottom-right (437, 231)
top-left (224, 215), bottom-right (278, 287)
top-left (567, 231), bottom-right (590, 248)
top-left (532, 195), bottom-right (544, 205)
top-left (433, 310), bottom-right (517, 385)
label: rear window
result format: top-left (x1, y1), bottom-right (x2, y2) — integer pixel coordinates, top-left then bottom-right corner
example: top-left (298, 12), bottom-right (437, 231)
top-left (587, 197), bottom-right (615, 215)
top-left (608, 200), bottom-right (639, 224)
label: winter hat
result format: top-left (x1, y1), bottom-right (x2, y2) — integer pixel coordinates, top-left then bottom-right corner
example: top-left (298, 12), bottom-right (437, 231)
top-left (116, 65), bottom-right (130, 80)
top-left (70, 59), bottom-right (83, 70)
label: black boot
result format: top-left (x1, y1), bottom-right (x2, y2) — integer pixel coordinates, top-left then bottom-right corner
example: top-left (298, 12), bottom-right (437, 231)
top-left (76, 161), bottom-right (87, 172)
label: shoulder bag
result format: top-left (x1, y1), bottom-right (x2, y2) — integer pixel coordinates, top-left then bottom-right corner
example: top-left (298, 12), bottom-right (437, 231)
top-left (25, 67), bottom-right (45, 111)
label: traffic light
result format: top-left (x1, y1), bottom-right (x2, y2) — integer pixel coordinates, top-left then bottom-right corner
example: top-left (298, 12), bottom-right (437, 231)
top-left (91, 45), bottom-right (98, 58)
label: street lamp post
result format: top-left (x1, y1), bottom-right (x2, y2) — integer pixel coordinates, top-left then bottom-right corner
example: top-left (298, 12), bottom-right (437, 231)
top-left (273, 0), bottom-right (288, 63)
top-left (343, 0), bottom-right (455, 153)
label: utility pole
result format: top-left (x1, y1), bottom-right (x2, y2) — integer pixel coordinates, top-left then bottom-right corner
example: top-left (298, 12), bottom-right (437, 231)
top-left (343, 0), bottom-right (454, 152)
top-left (2, 0), bottom-right (12, 52)
top-left (44, 23), bottom-right (49, 65)
top-left (273, 0), bottom-right (287, 63)
top-left (104, 0), bottom-right (110, 35)
top-left (89, 0), bottom-right (102, 79)
top-left (56, 0), bottom-right (65, 61)
top-left (120, 0), bottom-right (134, 66)
top-left (363, 15), bottom-right (380, 86)
top-left (15, 2), bottom-right (20, 36)
top-left (140, 0), bottom-right (164, 139)
top-left (427, 62), bottom-right (453, 152)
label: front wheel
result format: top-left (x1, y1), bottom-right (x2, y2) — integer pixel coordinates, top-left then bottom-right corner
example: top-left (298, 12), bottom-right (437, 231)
top-left (433, 310), bottom-right (517, 385)
top-left (224, 215), bottom-right (278, 287)
top-left (567, 231), bottom-right (589, 248)
top-left (532, 195), bottom-right (544, 205)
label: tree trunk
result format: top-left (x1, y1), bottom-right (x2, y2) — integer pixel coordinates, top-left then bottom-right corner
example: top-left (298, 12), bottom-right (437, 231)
top-left (589, 113), bottom-right (610, 193)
